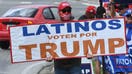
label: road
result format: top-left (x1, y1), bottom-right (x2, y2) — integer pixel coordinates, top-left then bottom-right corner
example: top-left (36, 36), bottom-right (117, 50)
top-left (0, 0), bottom-right (99, 19)
top-left (0, 0), bottom-right (99, 74)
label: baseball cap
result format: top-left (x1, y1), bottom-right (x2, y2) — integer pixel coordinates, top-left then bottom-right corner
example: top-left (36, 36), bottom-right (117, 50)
top-left (118, 4), bottom-right (128, 10)
top-left (58, 2), bottom-right (71, 11)
top-left (86, 6), bottom-right (96, 14)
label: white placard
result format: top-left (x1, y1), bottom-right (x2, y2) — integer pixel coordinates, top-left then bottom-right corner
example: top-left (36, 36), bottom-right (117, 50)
top-left (10, 18), bottom-right (127, 63)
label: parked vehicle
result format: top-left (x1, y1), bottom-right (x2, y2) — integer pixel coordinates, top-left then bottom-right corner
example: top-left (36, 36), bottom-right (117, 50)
top-left (0, 5), bottom-right (60, 49)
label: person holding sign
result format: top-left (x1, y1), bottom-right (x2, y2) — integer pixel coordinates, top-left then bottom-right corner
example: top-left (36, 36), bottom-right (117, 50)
top-left (104, 2), bottom-right (132, 74)
top-left (46, 2), bottom-right (81, 74)
top-left (78, 5), bottom-right (103, 74)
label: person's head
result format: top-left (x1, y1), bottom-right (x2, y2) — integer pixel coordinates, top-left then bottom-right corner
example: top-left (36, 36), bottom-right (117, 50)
top-left (85, 6), bottom-right (96, 19)
top-left (118, 4), bottom-right (129, 16)
top-left (103, 2), bottom-right (111, 10)
top-left (58, 2), bottom-right (72, 21)
top-left (96, 6), bottom-right (106, 18)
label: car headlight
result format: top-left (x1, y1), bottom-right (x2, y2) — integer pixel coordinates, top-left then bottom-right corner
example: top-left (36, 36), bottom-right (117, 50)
top-left (27, 21), bottom-right (33, 25)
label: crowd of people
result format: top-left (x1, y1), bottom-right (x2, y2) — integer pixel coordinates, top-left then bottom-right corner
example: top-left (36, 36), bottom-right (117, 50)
top-left (46, 0), bottom-right (132, 74)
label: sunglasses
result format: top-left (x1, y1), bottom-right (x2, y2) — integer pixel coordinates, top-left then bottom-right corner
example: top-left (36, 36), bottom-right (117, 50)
top-left (61, 8), bottom-right (71, 13)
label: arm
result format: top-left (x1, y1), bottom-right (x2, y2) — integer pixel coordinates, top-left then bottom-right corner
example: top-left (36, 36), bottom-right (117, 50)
top-left (110, 0), bottom-right (116, 17)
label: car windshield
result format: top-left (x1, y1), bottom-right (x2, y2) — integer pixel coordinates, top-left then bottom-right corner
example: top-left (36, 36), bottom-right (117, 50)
top-left (2, 8), bottom-right (38, 17)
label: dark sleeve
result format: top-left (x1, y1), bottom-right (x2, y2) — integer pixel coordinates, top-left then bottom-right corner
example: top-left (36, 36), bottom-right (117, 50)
top-left (78, 15), bottom-right (86, 20)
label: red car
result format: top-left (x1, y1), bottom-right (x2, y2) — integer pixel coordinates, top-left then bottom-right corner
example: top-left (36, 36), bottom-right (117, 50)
top-left (0, 5), bottom-right (61, 49)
